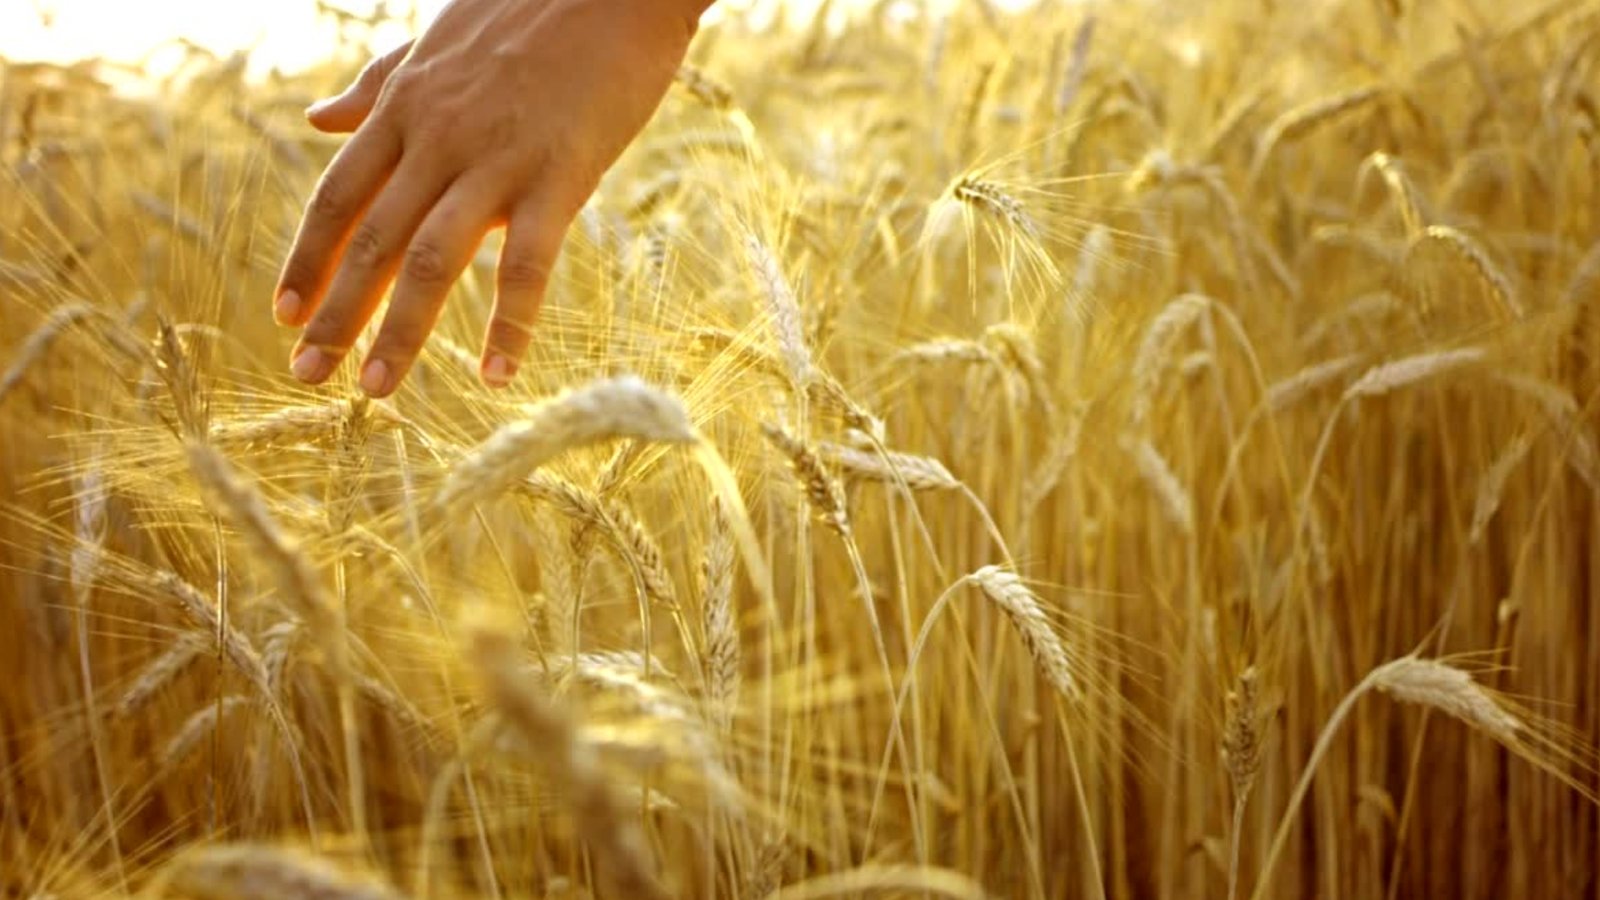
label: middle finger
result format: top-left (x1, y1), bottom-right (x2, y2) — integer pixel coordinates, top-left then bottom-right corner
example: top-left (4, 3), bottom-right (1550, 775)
top-left (292, 154), bottom-right (454, 384)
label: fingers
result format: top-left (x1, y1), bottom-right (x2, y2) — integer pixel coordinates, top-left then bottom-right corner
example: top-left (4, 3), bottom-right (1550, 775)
top-left (274, 124), bottom-right (401, 327)
top-left (291, 157), bottom-right (453, 385)
top-left (481, 194), bottom-right (573, 388)
top-left (356, 177), bottom-right (505, 398)
top-left (305, 40), bottom-right (415, 134)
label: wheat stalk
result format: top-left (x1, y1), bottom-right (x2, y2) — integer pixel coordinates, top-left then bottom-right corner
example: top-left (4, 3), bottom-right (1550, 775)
top-left (1252, 655), bottom-right (1529, 900)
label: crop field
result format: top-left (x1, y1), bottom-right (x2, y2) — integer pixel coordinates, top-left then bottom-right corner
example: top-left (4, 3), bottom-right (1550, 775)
top-left (2, 1), bottom-right (1599, 897)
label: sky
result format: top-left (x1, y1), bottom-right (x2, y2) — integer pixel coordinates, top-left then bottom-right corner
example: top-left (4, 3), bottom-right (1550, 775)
top-left (0, 1), bottom-right (1032, 78)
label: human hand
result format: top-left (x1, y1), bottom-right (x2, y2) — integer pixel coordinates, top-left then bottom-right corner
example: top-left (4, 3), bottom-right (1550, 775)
top-left (274, 0), bottom-right (708, 397)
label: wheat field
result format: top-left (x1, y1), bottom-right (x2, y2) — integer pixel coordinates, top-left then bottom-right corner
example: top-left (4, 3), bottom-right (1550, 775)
top-left (2, 1), bottom-right (1599, 897)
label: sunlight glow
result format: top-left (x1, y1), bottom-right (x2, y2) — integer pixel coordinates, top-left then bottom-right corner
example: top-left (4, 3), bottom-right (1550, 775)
top-left (0, 1), bottom-right (1038, 78)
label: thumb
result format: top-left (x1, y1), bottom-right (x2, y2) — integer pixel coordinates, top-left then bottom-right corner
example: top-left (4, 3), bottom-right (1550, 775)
top-left (305, 39), bottom-right (415, 133)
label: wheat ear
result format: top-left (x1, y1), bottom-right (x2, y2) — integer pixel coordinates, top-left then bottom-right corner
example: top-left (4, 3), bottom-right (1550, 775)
top-left (161, 695), bottom-right (249, 770)
top-left (519, 472), bottom-right (679, 609)
top-left (702, 496), bottom-right (740, 734)
top-left (437, 375), bottom-right (695, 513)
top-left (1264, 355), bottom-right (1364, 413)
top-left (186, 442), bottom-right (335, 634)
top-left (1493, 373), bottom-right (1600, 489)
top-left (0, 302), bottom-right (97, 405)
top-left (1342, 347), bottom-right (1486, 400)
top-left (1470, 432), bottom-right (1535, 544)
top-left (1250, 86), bottom-right (1383, 180)
top-left (471, 621), bottom-right (669, 900)
top-left (1370, 656), bottom-right (1522, 743)
top-left (209, 400), bottom-right (400, 451)
top-left (743, 233), bottom-right (814, 389)
top-left (675, 63), bottom-right (734, 109)
top-left (820, 442), bottom-right (962, 492)
top-left (951, 177), bottom-right (1044, 239)
top-left (1408, 225), bottom-right (1523, 319)
top-left (1357, 151), bottom-right (1428, 239)
top-left (112, 633), bottom-right (207, 720)
top-left (163, 843), bottom-right (403, 900)
top-left (1130, 294), bottom-right (1209, 428)
top-left (968, 566), bottom-right (1078, 701)
top-left (762, 422), bottom-right (851, 538)
top-left (1126, 436), bottom-right (1195, 535)
top-left (1223, 666), bottom-right (1265, 900)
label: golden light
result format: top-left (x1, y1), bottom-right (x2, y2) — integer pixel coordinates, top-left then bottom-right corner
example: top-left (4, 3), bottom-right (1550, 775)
top-left (0, 1), bottom-right (1036, 77)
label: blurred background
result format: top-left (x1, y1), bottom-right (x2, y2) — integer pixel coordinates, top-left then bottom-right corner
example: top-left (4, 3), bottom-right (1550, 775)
top-left (0, 0), bottom-right (1042, 78)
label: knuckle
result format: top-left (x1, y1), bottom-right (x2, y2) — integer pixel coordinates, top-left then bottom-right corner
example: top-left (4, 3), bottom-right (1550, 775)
top-left (309, 175), bottom-right (349, 220)
top-left (402, 240), bottom-right (449, 285)
top-left (357, 57), bottom-right (387, 89)
top-left (346, 223), bottom-right (387, 268)
top-left (498, 255), bottom-right (550, 292)
top-left (381, 64), bottom-right (424, 106)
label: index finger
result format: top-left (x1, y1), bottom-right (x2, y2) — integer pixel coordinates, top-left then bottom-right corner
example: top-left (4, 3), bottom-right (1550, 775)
top-left (273, 122), bottom-right (401, 327)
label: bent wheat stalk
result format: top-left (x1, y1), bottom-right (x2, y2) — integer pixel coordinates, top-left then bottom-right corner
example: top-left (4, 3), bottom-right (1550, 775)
top-left (437, 376), bottom-right (695, 513)
top-left (1250, 655), bottom-right (1533, 900)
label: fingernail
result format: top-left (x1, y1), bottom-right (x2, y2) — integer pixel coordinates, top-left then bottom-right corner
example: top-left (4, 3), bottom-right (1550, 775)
top-left (359, 358), bottom-right (392, 397)
top-left (291, 345), bottom-right (335, 383)
top-left (274, 290), bottom-right (302, 326)
top-left (305, 97), bottom-right (334, 118)
top-left (482, 354), bottom-right (516, 388)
